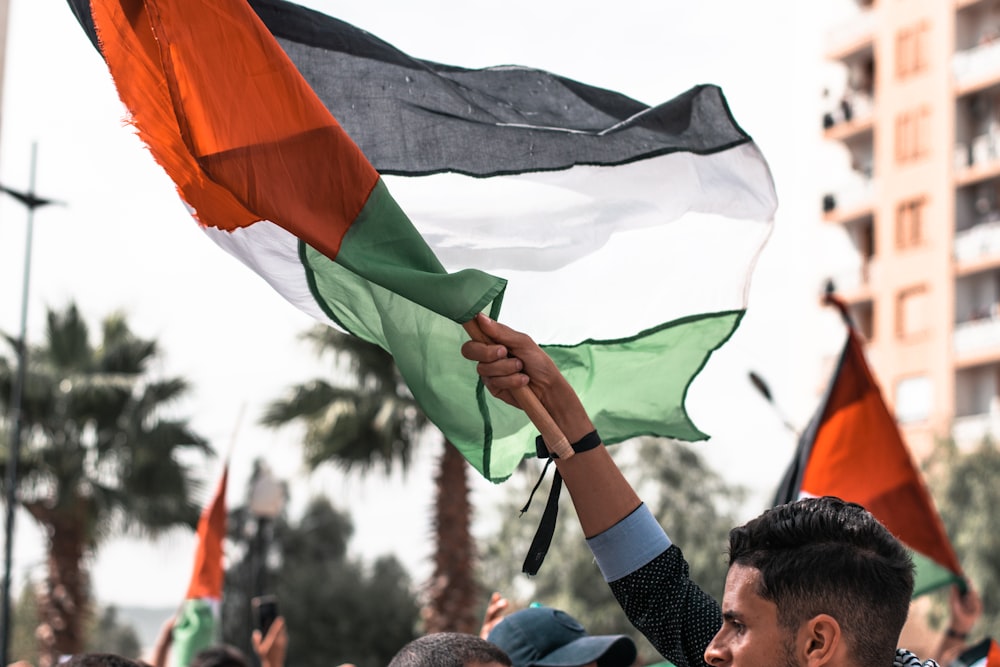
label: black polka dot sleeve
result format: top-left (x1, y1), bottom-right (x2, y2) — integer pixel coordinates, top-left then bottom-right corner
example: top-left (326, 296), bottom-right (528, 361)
top-left (608, 544), bottom-right (722, 667)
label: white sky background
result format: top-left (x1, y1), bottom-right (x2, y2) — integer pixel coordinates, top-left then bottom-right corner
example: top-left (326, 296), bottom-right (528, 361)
top-left (0, 0), bottom-right (862, 608)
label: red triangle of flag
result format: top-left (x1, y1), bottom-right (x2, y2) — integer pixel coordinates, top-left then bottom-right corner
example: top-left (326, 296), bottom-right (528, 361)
top-left (185, 465), bottom-right (228, 600)
top-left (777, 294), bottom-right (961, 579)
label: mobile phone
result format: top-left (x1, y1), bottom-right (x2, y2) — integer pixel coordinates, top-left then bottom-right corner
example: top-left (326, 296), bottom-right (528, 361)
top-left (251, 595), bottom-right (279, 635)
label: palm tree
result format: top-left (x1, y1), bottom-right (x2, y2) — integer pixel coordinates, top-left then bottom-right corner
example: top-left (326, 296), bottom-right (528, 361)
top-left (261, 325), bottom-right (481, 634)
top-left (0, 303), bottom-right (211, 667)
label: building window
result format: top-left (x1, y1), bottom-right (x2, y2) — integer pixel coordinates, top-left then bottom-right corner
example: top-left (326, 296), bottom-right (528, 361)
top-left (896, 22), bottom-right (929, 79)
top-left (895, 107), bottom-right (931, 163)
top-left (896, 284), bottom-right (929, 339)
top-left (895, 196), bottom-right (927, 249)
top-left (895, 375), bottom-right (933, 424)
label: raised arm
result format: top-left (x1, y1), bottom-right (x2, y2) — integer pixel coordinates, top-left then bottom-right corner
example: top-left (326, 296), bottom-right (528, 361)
top-left (461, 313), bottom-right (638, 535)
top-left (932, 583), bottom-right (982, 666)
top-left (462, 314), bottom-right (722, 667)
top-left (252, 616), bottom-right (288, 667)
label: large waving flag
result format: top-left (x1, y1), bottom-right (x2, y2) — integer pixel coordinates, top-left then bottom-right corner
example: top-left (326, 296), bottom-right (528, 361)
top-left (774, 293), bottom-right (962, 596)
top-left (67, 0), bottom-right (776, 481)
top-left (172, 465), bottom-right (228, 667)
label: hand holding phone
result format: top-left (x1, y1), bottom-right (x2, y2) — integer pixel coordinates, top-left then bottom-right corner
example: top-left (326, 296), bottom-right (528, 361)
top-left (252, 595), bottom-right (279, 636)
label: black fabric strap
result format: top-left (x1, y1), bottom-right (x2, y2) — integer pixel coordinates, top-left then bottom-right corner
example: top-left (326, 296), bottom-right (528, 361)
top-left (534, 430), bottom-right (602, 458)
top-left (521, 431), bottom-right (601, 576)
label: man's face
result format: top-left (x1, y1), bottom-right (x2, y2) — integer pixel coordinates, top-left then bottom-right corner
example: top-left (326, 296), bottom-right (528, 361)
top-left (704, 564), bottom-right (799, 667)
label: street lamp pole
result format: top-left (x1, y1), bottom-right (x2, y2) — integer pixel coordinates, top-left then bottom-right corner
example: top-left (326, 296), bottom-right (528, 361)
top-left (0, 142), bottom-right (59, 665)
top-left (246, 462), bottom-right (285, 666)
top-left (248, 463), bottom-right (285, 594)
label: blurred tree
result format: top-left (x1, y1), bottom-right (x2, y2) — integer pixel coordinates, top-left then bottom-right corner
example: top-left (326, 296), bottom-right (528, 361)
top-left (0, 302), bottom-right (211, 667)
top-left (479, 437), bottom-right (744, 664)
top-left (261, 325), bottom-right (480, 634)
top-left (84, 605), bottom-right (142, 658)
top-left (10, 578), bottom-right (40, 665)
top-left (926, 437), bottom-right (1000, 636)
top-left (222, 494), bottom-right (419, 667)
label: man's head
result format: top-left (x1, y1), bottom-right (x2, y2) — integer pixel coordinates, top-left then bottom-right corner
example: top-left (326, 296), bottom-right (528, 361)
top-left (706, 496), bottom-right (914, 667)
top-left (487, 606), bottom-right (636, 667)
top-left (63, 654), bottom-right (146, 667)
top-left (389, 632), bottom-right (512, 667)
top-left (189, 645), bottom-right (249, 667)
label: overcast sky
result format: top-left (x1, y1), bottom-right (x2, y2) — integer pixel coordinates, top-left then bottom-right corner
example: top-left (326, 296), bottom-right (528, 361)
top-left (0, 0), bottom-right (859, 609)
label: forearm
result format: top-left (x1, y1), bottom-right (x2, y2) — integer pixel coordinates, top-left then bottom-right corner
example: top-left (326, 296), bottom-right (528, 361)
top-left (527, 359), bottom-right (641, 536)
top-left (463, 313), bottom-right (642, 537)
top-left (553, 444), bottom-right (641, 537)
top-left (148, 619), bottom-right (174, 667)
top-left (932, 633), bottom-right (967, 666)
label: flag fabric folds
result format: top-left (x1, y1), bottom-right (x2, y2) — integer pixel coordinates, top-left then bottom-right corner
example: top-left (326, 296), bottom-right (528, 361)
top-left (68, 0), bottom-right (776, 482)
top-left (172, 465), bottom-right (228, 667)
top-left (774, 295), bottom-right (962, 597)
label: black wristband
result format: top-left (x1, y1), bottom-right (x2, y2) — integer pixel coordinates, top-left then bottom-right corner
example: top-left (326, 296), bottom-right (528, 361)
top-left (522, 429), bottom-right (602, 576)
top-left (535, 430), bottom-right (602, 459)
top-left (946, 628), bottom-right (968, 640)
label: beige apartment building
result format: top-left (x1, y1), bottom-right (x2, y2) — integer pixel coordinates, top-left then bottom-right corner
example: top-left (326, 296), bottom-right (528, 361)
top-left (822, 0), bottom-right (1000, 460)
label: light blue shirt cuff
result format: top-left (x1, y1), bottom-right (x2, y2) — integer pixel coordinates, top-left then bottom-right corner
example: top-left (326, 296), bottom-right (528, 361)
top-left (586, 503), bottom-right (672, 582)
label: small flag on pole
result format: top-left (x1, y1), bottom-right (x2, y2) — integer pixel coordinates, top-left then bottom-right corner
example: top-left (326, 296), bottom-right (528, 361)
top-left (172, 465), bottom-right (228, 667)
top-left (775, 293), bottom-right (963, 597)
top-left (953, 637), bottom-right (1000, 667)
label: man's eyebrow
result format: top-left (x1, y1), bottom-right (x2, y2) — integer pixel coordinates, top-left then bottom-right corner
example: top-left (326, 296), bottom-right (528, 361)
top-left (722, 611), bottom-right (743, 622)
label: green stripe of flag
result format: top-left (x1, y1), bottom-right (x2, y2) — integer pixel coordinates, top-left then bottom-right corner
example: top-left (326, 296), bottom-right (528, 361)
top-left (911, 550), bottom-right (964, 598)
top-left (306, 199), bottom-right (741, 480)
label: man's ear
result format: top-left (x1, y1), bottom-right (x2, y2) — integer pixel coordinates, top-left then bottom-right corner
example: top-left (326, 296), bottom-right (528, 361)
top-left (796, 614), bottom-right (843, 667)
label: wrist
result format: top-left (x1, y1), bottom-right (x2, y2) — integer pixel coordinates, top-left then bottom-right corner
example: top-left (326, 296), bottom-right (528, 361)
top-left (535, 379), bottom-right (593, 442)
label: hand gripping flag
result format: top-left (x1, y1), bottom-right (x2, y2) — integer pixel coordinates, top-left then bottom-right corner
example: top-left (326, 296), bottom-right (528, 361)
top-left (172, 465), bottom-right (228, 667)
top-left (774, 293), bottom-right (963, 597)
top-left (67, 0), bottom-right (776, 481)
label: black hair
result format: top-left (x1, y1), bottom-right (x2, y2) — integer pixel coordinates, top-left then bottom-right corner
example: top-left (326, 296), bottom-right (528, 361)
top-left (189, 645), bottom-right (249, 667)
top-left (389, 632), bottom-right (512, 667)
top-left (728, 496), bottom-right (914, 667)
top-left (64, 654), bottom-right (145, 667)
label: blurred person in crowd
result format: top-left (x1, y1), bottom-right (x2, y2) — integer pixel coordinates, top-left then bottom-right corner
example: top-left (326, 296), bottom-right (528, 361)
top-left (388, 632), bottom-right (511, 667)
top-left (933, 583), bottom-right (983, 666)
top-left (486, 604), bottom-right (636, 667)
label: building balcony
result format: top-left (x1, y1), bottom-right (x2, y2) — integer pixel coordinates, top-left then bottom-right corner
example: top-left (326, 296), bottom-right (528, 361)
top-left (825, 9), bottom-right (875, 62)
top-left (955, 219), bottom-right (1000, 269)
top-left (828, 261), bottom-right (878, 302)
top-left (822, 173), bottom-right (875, 223)
top-left (952, 410), bottom-right (1000, 448)
top-left (954, 38), bottom-right (1000, 96)
top-left (955, 131), bottom-right (1000, 186)
top-left (822, 94), bottom-right (874, 144)
top-left (954, 315), bottom-right (1000, 364)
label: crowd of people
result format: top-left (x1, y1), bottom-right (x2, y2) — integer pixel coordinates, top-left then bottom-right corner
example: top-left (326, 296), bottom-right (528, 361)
top-left (49, 314), bottom-right (991, 667)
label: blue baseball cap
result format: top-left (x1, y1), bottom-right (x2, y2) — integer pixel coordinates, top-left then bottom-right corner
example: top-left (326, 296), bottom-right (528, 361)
top-left (487, 606), bottom-right (637, 667)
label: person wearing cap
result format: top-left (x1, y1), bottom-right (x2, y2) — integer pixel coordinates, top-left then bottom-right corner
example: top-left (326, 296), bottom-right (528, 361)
top-left (461, 314), bottom-right (938, 667)
top-left (486, 605), bottom-right (636, 667)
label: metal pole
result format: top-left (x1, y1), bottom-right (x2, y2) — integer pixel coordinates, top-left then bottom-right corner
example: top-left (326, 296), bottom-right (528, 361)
top-left (1, 142), bottom-right (40, 665)
top-left (249, 518), bottom-right (265, 667)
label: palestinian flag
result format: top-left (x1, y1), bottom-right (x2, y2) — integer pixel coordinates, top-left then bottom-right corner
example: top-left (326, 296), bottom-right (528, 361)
top-left (67, 0), bottom-right (776, 482)
top-left (775, 294), bottom-right (962, 597)
top-left (953, 638), bottom-right (1000, 667)
top-left (172, 465), bottom-right (228, 667)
